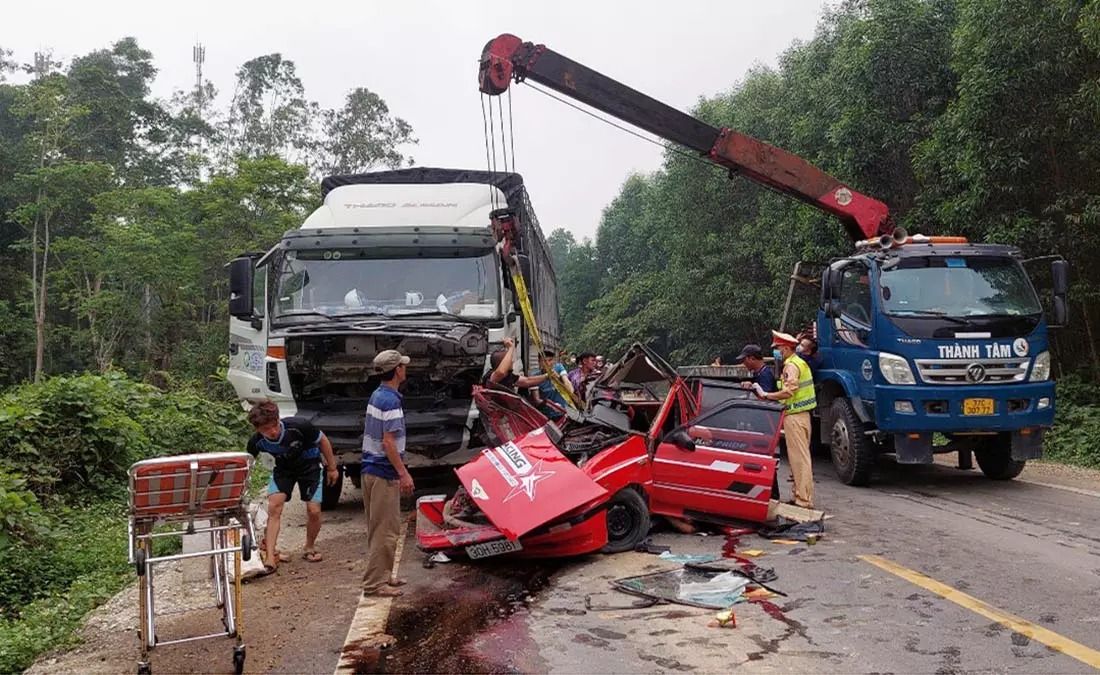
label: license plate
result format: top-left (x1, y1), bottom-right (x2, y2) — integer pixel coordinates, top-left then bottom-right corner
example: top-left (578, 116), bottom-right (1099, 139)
top-left (465, 538), bottom-right (523, 559)
top-left (963, 398), bottom-right (994, 416)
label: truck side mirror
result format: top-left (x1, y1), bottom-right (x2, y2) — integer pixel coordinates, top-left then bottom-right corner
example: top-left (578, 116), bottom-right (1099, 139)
top-left (824, 299), bottom-right (841, 319)
top-left (1053, 295), bottom-right (1068, 326)
top-left (228, 257), bottom-right (254, 319)
top-left (1051, 259), bottom-right (1069, 297)
top-left (826, 267), bottom-right (844, 299)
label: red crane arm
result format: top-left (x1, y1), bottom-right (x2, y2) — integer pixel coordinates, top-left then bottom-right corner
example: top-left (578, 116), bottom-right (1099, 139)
top-left (478, 33), bottom-right (892, 241)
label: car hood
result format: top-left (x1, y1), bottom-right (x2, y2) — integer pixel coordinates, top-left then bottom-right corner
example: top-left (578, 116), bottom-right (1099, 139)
top-left (456, 427), bottom-right (608, 540)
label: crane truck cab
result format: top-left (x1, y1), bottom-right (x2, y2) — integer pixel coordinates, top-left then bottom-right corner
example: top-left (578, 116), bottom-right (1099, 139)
top-left (224, 168), bottom-right (559, 508)
top-left (813, 234), bottom-right (1069, 484)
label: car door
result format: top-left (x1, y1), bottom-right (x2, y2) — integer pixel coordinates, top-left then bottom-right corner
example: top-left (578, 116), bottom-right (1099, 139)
top-left (648, 400), bottom-right (783, 524)
top-left (472, 386), bottom-right (550, 445)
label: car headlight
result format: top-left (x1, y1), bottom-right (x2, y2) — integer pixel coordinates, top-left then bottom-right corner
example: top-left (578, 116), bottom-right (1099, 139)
top-left (1030, 351), bottom-right (1051, 381)
top-left (879, 352), bottom-right (916, 385)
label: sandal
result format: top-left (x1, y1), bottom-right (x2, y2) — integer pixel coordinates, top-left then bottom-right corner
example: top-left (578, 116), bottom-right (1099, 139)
top-left (388, 577), bottom-right (408, 587)
top-left (302, 550), bottom-right (324, 563)
top-left (260, 540), bottom-right (291, 562)
top-left (364, 586), bottom-right (403, 597)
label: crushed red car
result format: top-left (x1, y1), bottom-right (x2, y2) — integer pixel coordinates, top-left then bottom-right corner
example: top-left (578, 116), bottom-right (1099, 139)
top-left (416, 344), bottom-right (785, 560)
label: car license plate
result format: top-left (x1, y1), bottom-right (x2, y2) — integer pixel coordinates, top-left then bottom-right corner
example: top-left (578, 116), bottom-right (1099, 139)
top-left (963, 398), bottom-right (994, 416)
top-left (465, 538), bottom-right (523, 560)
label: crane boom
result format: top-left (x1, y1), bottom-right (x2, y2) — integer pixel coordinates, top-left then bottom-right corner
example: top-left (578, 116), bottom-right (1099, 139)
top-left (479, 33), bottom-right (892, 241)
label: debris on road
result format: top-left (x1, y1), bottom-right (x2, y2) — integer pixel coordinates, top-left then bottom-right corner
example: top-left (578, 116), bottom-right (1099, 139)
top-left (759, 517), bottom-right (826, 542)
top-left (708, 608), bottom-right (737, 628)
top-left (657, 551), bottom-right (720, 564)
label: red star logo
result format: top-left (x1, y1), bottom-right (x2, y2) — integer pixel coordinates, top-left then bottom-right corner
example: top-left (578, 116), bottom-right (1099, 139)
top-left (502, 459), bottom-right (556, 503)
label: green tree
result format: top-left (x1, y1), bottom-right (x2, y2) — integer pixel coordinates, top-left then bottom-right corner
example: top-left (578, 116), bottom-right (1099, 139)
top-left (221, 54), bottom-right (317, 165)
top-left (316, 87), bottom-right (416, 175)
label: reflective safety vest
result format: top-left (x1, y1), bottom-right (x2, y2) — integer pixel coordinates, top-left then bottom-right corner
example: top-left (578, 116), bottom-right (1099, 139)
top-left (784, 354), bottom-right (817, 414)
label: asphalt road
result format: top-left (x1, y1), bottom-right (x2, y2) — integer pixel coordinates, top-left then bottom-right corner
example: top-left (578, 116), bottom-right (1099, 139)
top-left (351, 457), bottom-right (1100, 674)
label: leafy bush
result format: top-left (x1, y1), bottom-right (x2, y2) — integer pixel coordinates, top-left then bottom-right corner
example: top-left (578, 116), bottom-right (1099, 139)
top-left (0, 507), bottom-right (131, 672)
top-left (1044, 395), bottom-right (1100, 469)
top-left (0, 471), bottom-right (51, 550)
top-left (0, 372), bottom-right (248, 499)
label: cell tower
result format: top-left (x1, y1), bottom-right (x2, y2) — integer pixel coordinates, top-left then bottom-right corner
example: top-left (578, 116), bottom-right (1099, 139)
top-left (192, 43), bottom-right (206, 117)
top-left (33, 51), bottom-right (49, 78)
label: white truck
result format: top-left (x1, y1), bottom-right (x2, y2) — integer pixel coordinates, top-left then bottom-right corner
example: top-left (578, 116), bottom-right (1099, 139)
top-left (226, 168), bottom-right (560, 508)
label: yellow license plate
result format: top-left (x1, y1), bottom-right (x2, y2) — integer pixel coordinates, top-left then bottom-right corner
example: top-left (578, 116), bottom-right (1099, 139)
top-left (963, 398), bottom-right (995, 416)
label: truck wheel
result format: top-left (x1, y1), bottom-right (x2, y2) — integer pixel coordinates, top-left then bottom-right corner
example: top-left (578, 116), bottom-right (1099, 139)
top-left (602, 488), bottom-right (650, 554)
top-left (321, 476), bottom-right (343, 510)
top-left (829, 398), bottom-right (874, 486)
top-left (348, 470), bottom-right (362, 490)
top-left (975, 443), bottom-right (1025, 480)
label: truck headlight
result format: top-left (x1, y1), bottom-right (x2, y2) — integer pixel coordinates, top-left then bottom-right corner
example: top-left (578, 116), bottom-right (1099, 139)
top-left (1030, 351), bottom-right (1051, 381)
top-left (879, 352), bottom-right (916, 385)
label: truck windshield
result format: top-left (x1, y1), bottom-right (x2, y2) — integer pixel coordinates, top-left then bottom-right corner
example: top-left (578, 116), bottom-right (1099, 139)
top-left (271, 249), bottom-right (501, 321)
top-left (880, 256), bottom-right (1041, 318)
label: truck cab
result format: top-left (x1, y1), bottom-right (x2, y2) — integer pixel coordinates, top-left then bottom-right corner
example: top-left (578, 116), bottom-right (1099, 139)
top-left (813, 237), bottom-right (1068, 484)
top-left (225, 169), bottom-right (559, 508)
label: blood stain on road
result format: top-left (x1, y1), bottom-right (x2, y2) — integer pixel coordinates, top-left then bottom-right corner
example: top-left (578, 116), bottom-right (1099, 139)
top-left (347, 561), bottom-right (562, 674)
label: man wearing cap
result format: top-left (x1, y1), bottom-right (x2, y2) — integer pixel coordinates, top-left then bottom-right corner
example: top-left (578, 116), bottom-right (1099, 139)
top-left (361, 349), bottom-right (414, 597)
top-left (733, 344), bottom-right (778, 394)
top-left (757, 331), bottom-right (817, 509)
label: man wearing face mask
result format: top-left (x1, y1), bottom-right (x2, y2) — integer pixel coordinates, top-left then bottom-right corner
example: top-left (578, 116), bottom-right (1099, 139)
top-left (757, 330), bottom-right (817, 509)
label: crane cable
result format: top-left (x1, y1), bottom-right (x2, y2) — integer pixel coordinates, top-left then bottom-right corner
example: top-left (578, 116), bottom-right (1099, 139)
top-left (482, 88), bottom-right (579, 410)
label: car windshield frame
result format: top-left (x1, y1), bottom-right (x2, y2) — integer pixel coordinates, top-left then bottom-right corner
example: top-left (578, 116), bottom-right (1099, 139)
top-left (269, 249), bottom-right (502, 324)
top-left (879, 255), bottom-right (1042, 319)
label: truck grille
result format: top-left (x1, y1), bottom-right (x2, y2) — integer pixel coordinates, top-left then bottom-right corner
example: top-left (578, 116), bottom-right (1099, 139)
top-left (914, 358), bottom-right (1029, 385)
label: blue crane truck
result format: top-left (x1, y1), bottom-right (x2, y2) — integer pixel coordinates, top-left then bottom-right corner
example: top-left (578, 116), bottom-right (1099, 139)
top-left (477, 33), bottom-right (1069, 484)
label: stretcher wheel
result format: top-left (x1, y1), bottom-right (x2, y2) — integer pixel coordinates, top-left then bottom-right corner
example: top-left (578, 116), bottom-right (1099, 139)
top-left (241, 533), bottom-right (252, 562)
top-left (135, 549), bottom-right (147, 577)
top-left (233, 645), bottom-right (246, 674)
top-left (137, 662), bottom-right (151, 675)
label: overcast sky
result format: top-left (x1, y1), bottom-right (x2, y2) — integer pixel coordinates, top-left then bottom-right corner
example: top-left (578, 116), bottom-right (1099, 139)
top-left (4, 0), bottom-right (827, 241)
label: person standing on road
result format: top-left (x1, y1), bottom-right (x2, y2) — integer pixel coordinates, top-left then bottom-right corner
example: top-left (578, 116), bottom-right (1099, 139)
top-left (361, 349), bottom-right (415, 597)
top-left (758, 331), bottom-right (817, 509)
top-left (732, 344), bottom-right (778, 394)
top-left (246, 400), bottom-right (339, 573)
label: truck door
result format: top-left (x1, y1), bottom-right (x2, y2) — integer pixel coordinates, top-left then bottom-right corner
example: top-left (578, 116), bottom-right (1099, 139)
top-left (649, 400), bottom-right (782, 524)
top-left (227, 255), bottom-right (270, 402)
top-left (829, 260), bottom-right (876, 401)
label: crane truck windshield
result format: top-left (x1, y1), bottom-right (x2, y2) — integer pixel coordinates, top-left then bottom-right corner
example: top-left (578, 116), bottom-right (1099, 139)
top-left (271, 249), bottom-right (501, 322)
top-left (880, 256), bottom-right (1041, 319)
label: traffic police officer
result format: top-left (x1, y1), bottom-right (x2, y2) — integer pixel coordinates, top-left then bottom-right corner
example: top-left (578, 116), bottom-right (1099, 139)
top-left (758, 330), bottom-right (817, 509)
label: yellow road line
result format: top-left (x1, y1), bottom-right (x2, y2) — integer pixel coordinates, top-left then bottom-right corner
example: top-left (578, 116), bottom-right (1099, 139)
top-left (859, 554), bottom-right (1100, 670)
top-left (333, 514), bottom-right (411, 675)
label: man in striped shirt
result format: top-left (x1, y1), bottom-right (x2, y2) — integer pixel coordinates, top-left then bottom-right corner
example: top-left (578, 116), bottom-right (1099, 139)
top-left (361, 349), bottom-right (415, 597)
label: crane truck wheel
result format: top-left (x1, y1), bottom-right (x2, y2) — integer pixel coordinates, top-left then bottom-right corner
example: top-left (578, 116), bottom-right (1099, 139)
top-left (321, 475), bottom-right (343, 510)
top-left (975, 442), bottom-right (1026, 480)
top-left (829, 398), bottom-right (874, 486)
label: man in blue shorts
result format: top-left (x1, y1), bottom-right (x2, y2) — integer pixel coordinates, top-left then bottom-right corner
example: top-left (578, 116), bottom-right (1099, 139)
top-left (247, 400), bottom-right (339, 572)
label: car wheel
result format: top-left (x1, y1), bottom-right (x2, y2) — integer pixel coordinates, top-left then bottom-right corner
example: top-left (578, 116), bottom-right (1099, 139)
top-left (830, 398), bottom-right (874, 486)
top-left (601, 488), bottom-right (650, 554)
top-left (975, 438), bottom-right (1025, 480)
top-left (321, 475), bottom-right (343, 511)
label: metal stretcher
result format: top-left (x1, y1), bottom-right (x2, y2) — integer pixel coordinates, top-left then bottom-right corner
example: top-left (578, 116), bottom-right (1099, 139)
top-left (127, 452), bottom-right (256, 675)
